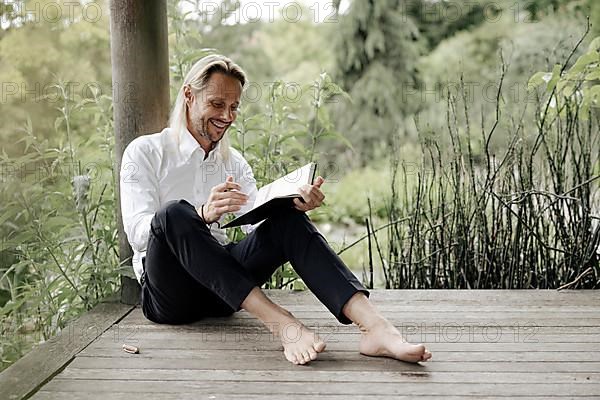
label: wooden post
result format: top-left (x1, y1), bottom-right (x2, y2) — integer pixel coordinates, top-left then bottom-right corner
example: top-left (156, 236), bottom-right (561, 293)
top-left (109, 0), bottom-right (170, 304)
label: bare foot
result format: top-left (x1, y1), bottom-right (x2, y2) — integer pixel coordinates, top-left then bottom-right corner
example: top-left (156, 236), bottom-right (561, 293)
top-left (238, 287), bottom-right (326, 365)
top-left (359, 321), bottom-right (432, 363)
top-left (275, 315), bottom-right (327, 365)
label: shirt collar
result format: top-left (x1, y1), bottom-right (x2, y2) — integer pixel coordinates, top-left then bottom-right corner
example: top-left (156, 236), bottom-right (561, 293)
top-left (179, 128), bottom-right (222, 161)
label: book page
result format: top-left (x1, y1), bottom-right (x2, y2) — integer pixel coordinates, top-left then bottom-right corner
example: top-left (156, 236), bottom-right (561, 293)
top-left (253, 163), bottom-right (315, 208)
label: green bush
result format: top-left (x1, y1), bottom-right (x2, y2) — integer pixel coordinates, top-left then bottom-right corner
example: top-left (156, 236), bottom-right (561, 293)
top-left (0, 86), bottom-right (120, 371)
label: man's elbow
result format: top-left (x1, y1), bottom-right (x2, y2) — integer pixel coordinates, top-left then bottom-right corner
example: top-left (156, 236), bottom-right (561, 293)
top-left (124, 216), bottom-right (152, 253)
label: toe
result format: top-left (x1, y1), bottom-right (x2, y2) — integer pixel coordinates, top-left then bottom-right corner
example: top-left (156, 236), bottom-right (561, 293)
top-left (285, 350), bottom-right (298, 365)
top-left (423, 351), bottom-right (432, 361)
top-left (308, 349), bottom-right (318, 361)
top-left (313, 341), bottom-right (326, 352)
top-left (302, 351), bottom-right (312, 363)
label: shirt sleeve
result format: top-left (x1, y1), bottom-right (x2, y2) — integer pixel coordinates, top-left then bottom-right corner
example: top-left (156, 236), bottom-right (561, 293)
top-left (231, 153), bottom-right (260, 235)
top-left (120, 139), bottom-right (160, 253)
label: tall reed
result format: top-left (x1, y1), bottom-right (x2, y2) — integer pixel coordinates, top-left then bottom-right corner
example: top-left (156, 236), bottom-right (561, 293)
top-left (362, 32), bottom-right (599, 289)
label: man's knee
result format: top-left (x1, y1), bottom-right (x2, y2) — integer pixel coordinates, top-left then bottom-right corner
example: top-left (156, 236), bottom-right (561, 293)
top-left (269, 208), bottom-right (318, 234)
top-left (271, 207), bottom-right (308, 223)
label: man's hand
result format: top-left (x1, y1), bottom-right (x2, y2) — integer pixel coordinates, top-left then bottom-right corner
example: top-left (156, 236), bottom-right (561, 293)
top-left (293, 176), bottom-right (325, 212)
top-left (199, 176), bottom-right (248, 224)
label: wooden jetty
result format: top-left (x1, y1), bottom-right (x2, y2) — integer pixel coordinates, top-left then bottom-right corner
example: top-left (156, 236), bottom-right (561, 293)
top-left (1, 289), bottom-right (598, 399)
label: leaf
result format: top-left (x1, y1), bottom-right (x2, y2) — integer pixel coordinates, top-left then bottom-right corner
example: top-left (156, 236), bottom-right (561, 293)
top-left (276, 130), bottom-right (308, 144)
top-left (280, 268), bottom-right (298, 279)
top-left (0, 297), bottom-right (26, 316)
top-left (567, 51), bottom-right (599, 76)
top-left (547, 64), bottom-right (562, 94)
top-left (588, 84), bottom-right (600, 100)
top-left (585, 69), bottom-right (600, 81)
top-left (588, 37), bottom-right (600, 52)
top-left (293, 281), bottom-right (307, 291)
top-left (54, 116), bottom-right (65, 133)
top-left (563, 84), bottom-right (576, 98)
top-left (556, 79), bottom-right (568, 95)
top-left (318, 130), bottom-right (355, 150)
top-left (45, 216), bottom-right (77, 231)
top-left (527, 71), bottom-right (549, 91)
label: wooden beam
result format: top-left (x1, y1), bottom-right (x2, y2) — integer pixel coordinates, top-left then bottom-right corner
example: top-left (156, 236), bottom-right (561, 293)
top-left (109, 0), bottom-right (170, 304)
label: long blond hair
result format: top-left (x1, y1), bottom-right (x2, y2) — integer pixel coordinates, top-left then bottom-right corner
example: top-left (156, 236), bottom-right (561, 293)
top-left (169, 55), bottom-right (247, 162)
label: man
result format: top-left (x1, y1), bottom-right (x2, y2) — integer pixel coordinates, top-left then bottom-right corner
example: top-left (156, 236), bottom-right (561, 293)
top-left (120, 54), bottom-right (432, 365)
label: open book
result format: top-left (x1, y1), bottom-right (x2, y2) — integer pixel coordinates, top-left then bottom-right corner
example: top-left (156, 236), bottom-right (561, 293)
top-left (221, 162), bottom-right (317, 228)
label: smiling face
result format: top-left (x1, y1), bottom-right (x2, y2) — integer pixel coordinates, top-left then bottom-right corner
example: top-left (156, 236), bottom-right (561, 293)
top-left (185, 72), bottom-right (242, 155)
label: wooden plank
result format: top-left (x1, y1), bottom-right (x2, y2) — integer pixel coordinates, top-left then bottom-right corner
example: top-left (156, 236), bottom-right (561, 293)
top-left (67, 356), bottom-right (600, 372)
top-left (55, 368), bottom-right (600, 384)
top-left (262, 289), bottom-right (600, 302)
top-left (124, 296), bottom-right (600, 309)
top-left (30, 393), bottom-right (582, 400)
top-left (121, 305), bottom-right (600, 327)
top-left (36, 379), bottom-right (600, 396)
top-left (116, 316), bottom-right (600, 329)
top-left (123, 311), bottom-right (600, 326)
top-left (75, 347), bottom-right (600, 362)
top-left (86, 337), bottom-right (600, 352)
top-left (228, 304), bottom-right (600, 312)
top-left (0, 298), bottom-right (135, 400)
top-left (127, 304), bottom-right (600, 313)
top-left (123, 309), bottom-right (600, 321)
top-left (97, 330), bottom-right (600, 343)
top-left (120, 316), bottom-right (600, 327)
top-left (102, 323), bottom-right (600, 336)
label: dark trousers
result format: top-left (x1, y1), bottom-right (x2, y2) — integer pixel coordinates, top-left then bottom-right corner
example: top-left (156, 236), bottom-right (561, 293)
top-left (140, 199), bottom-right (370, 325)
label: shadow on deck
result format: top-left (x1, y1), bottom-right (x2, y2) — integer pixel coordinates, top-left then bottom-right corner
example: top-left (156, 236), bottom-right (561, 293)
top-left (1, 290), bottom-right (599, 399)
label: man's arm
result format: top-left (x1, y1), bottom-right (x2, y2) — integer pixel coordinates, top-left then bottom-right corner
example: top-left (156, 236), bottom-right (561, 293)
top-left (120, 139), bottom-right (160, 252)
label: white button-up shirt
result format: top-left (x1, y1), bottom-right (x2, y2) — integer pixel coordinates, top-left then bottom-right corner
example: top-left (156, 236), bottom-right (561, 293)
top-left (119, 127), bottom-right (259, 283)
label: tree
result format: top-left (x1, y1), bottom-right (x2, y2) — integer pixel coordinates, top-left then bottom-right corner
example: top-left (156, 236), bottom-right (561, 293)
top-left (167, 0), bottom-right (274, 98)
top-left (333, 0), bottom-right (424, 166)
top-left (524, 0), bottom-right (600, 37)
top-left (0, 0), bottom-right (111, 154)
top-left (404, 0), bottom-right (493, 50)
